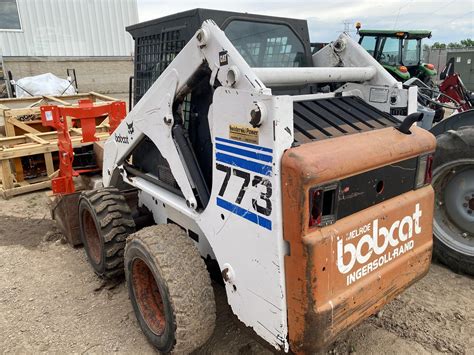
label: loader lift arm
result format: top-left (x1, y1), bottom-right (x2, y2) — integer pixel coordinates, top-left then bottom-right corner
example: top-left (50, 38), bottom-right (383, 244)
top-left (103, 21), bottom-right (269, 210)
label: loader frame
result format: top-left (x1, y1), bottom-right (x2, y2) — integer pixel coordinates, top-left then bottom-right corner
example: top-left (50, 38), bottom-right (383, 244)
top-left (102, 19), bottom-right (419, 350)
top-left (69, 10), bottom-right (441, 353)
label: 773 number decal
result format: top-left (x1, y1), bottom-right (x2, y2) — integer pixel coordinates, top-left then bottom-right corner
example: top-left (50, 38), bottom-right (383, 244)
top-left (216, 163), bottom-right (272, 216)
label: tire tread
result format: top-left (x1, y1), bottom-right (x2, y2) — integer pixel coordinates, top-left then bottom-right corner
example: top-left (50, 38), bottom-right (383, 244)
top-left (125, 224), bottom-right (216, 353)
top-left (80, 187), bottom-right (135, 278)
top-left (433, 126), bottom-right (474, 275)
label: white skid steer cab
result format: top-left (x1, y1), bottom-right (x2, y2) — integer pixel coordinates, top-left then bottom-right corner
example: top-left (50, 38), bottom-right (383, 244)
top-left (59, 9), bottom-right (438, 354)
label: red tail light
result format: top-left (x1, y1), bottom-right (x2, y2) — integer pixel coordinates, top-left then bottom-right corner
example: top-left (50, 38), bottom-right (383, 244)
top-left (425, 154), bottom-right (433, 184)
top-left (415, 154), bottom-right (434, 188)
top-left (309, 184), bottom-right (337, 228)
top-left (399, 66), bottom-right (408, 73)
top-left (424, 63), bottom-right (435, 70)
top-left (309, 189), bottom-right (323, 227)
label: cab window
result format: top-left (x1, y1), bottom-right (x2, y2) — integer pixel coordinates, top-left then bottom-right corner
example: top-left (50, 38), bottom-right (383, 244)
top-left (402, 39), bottom-right (420, 66)
top-left (225, 21), bottom-right (306, 67)
top-left (360, 36), bottom-right (377, 56)
top-left (379, 37), bottom-right (400, 66)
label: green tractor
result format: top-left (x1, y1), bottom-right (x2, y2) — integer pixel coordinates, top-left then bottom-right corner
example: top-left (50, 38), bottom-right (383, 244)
top-left (357, 28), bottom-right (437, 85)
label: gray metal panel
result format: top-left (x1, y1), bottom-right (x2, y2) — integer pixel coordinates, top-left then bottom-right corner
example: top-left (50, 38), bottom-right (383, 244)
top-left (0, 0), bottom-right (138, 57)
top-left (447, 49), bottom-right (474, 91)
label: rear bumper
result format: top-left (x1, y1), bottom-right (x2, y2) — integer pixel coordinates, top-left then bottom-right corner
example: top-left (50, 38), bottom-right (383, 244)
top-left (291, 188), bottom-right (433, 353)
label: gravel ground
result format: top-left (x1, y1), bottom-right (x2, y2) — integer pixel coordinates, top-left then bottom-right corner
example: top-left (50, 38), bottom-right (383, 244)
top-left (0, 191), bottom-right (472, 354)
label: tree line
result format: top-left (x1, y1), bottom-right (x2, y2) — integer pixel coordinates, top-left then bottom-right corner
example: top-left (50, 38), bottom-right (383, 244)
top-left (428, 38), bottom-right (474, 49)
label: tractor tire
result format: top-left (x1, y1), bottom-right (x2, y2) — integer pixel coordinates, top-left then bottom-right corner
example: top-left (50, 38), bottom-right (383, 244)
top-left (79, 187), bottom-right (135, 278)
top-left (124, 224), bottom-right (216, 354)
top-left (432, 126), bottom-right (474, 275)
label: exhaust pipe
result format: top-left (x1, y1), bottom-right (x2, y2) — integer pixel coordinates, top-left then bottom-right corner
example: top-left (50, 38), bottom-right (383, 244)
top-left (397, 112), bottom-right (424, 134)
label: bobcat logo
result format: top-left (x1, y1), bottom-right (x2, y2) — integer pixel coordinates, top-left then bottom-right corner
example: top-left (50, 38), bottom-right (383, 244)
top-left (126, 121), bottom-right (134, 135)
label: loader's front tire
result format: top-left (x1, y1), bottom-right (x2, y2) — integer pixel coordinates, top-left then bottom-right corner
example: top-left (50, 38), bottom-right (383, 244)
top-left (124, 225), bottom-right (216, 353)
top-left (79, 187), bottom-right (135, 278)
top-left (432, 127), bottom-right (474, 275)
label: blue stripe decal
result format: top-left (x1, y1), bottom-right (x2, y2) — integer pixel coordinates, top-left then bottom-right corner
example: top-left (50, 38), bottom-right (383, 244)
top-left (215, 143), bottom-right (273, 163)
top-left (216, 152), bottom-right (272, 176)
top-left (217, 197), bottom-right (272, 230)
top-left (215, 136), bottom-right (273, 153)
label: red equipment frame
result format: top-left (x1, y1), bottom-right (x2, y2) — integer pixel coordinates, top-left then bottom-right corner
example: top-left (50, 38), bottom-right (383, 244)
top-left (439, 73), bottom-right (473, 112)
top-left (40, 99), bottom-right (126, 194)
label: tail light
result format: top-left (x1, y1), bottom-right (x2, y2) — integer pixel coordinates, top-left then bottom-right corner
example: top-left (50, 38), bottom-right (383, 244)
top-left (399, 66), bottom-right (408, 73)
top-left (415, 153), bottom-right (434, 188)
top-left (309, 183), bottom-right (338, 228)
top-left (424, 63), bottom-right (435, 70)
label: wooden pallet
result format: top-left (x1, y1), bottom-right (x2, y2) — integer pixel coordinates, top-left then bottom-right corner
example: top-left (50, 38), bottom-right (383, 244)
top-left (0, 126), bottom-right (110, 199)
top-left (0, 92), bottom-right (118, 198)
top-left (0, 92), bottom-right (118, 137)
top-left (0, 92), bottom-right (119, 182)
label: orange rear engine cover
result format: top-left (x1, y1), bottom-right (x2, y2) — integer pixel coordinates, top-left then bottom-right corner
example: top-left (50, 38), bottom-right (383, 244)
top-left (282, 126), bottom-right (436, 353)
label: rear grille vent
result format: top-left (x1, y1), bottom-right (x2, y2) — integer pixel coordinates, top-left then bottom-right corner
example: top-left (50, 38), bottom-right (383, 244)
top-left (293, 96), bottom-right (399, 144)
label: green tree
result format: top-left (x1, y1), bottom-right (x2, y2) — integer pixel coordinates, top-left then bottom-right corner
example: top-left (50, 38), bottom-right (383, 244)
top-left (460, 38), bottom-right (474, 47)
top-left (431, 39), bottom-right (474, 49)
top-left (448, 42), bottom-right (463, 48)
top-left (432, 42), bottom-right (446, 49)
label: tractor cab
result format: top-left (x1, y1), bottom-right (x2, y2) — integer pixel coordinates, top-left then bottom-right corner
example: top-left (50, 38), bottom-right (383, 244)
top-left (358, 29), bottom-right (436, 84)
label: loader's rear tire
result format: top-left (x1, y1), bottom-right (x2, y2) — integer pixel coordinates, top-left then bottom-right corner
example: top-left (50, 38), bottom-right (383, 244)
top-left (79, 187), bottom-right (135, 278)
top-left (432, 127), bottom-right (474, 275)
top-left (124, 225), bottom-right (215, 353)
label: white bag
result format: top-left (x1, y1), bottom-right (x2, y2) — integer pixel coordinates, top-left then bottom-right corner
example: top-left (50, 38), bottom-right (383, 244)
top-left (15, 73), bottom-right (76, 98)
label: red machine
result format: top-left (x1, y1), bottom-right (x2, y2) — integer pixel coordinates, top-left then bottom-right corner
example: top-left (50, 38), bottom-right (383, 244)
top-left (40, 99), bottom-right (126, 194)
top-left (438, 57), bottom-right (473, 112)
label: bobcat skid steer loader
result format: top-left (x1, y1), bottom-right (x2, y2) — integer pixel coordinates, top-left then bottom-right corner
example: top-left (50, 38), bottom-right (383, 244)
top-left (70, 19), bottom-right (436, 353)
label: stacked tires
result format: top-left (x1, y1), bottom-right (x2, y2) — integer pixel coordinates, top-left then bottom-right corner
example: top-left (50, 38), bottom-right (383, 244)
top-left (79, 188), bottom-right (216, 353)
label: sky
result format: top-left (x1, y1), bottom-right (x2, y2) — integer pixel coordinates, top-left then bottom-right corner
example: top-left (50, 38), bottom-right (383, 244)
top-left (136, 0), bottom-right (474, 45)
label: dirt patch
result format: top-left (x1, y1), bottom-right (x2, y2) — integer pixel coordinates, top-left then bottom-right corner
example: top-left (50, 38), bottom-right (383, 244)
top-left (0, 216), bottom-right (56, 248)
top-left (0, 192), bottom-right (473, 354)
top-left (329, 263), bottom-right (473, 355)
top-left (0, 191), bottom-right (51, 219)
top-left (0, 239), bottom-right (271, 354)
top-left (368, 263), bottom-right (473, 354)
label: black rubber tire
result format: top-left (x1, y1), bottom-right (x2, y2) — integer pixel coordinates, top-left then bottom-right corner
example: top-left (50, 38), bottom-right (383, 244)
top-left (79, 187), bottom-right (135, 278)
top-left (432, 126), bottom-right (474, 275)
top-left (124, 224), bottom-right (216, 354)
